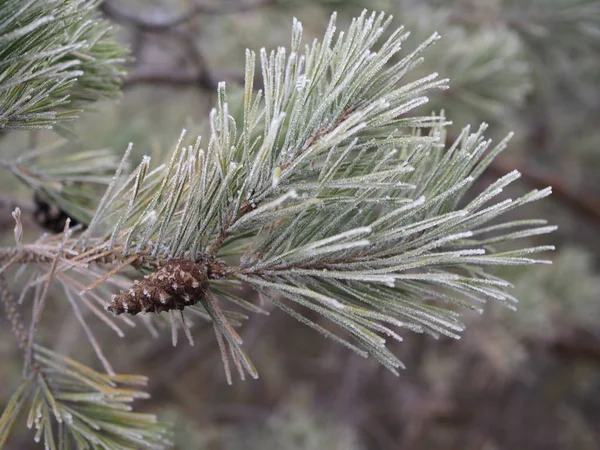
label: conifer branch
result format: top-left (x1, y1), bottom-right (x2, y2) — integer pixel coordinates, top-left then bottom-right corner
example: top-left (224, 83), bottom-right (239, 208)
top-left (23, 346), bottom-right (169, 449)
top-left (3, 10), bottom-right (555, 380)
top-left (0, 6), bottom-right (557, 447)
top-left (53, 11), bottom-right (552, 379)
top-left (0, 0), bottom-right (127, 130)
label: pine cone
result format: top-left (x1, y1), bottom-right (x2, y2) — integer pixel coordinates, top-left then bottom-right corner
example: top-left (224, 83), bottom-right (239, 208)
top-left (107, 259), bottom-right (210, 315)
top-left (33, 191), bottom-right (81, 233)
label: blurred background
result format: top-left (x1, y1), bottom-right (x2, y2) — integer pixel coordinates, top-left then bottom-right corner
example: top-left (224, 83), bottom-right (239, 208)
top-left (1, 0), bottom-right (599, 448)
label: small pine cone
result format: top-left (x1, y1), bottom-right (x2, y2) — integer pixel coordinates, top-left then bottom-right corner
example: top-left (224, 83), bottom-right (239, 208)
top-left (33, 190), bottom-right (81, 233)
top-left (107, 259), bottom-right (210, 316)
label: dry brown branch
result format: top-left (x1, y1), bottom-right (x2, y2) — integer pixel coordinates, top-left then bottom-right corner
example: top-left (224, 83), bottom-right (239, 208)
top-left (0, 195), bottom-right (34, 231)
top-left (547, 328), bottom-right (600, 362)
top-left (489, 157), bottom-right (600, 225)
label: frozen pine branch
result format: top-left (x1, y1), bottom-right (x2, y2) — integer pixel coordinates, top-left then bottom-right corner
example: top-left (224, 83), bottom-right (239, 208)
top-left (8, 10), bottom-right (553, 374)
top-left (0, 0), bottom-right (127, 130)
top-left (0, 7), bottom-right (556, 449)
top-left (0, 346), bottom-right (170, 449)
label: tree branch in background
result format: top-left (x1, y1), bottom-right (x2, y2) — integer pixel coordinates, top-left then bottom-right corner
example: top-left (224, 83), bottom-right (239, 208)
top-left (489, 158), bottom-right (600, 225)
top-left (171, 27), bottom-right (217, 89)
top-left (100, 0), bottom-right (268, 91)
top-left (122, 68), bottom-right (245, 90)
top-left (99, 0), bottom-right (276, 32)
top-left (548, 328), bottom-right (600, 362)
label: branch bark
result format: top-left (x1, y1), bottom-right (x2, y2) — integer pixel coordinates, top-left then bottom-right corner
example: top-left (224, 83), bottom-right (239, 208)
top-left (489, 157), bottom-right (600, 225)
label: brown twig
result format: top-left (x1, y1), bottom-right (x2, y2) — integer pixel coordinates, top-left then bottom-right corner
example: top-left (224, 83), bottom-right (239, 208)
top-left (488, 157), bottom-right (600, 225)
top-left (79, 253), bottom-right (141, 295)
top-left (23, 226), bottom-right (67, 374)
top-left (171, 28), bottom-right (214, 87)
top-left (547, 328), bottom-right (600, 362)
top-left (101, 1), bottom-right (252, 91)
top-left (0, 195), bottom-right (34, 230)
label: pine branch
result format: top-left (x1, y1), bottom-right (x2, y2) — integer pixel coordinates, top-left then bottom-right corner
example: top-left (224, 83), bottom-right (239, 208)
top-left (2, 10), bottom-right (555, 380)
top-left (14, 347), bottom-right (169, 449)
top-left (0, 0), bottom-right (127, 130)
top-left (26, 11), bottom-right (548, 380)
top-left (0, 10), bottom-right (555, 384)
top-left (1, 252), bottom-right (168, 447)
top-left (0, 8), bottom-right (557, 447)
